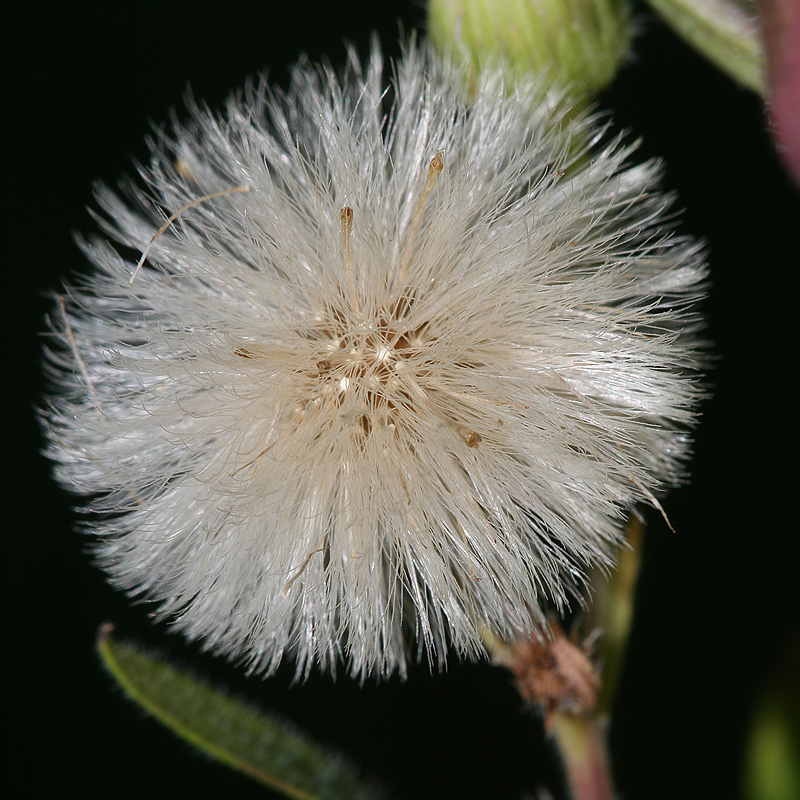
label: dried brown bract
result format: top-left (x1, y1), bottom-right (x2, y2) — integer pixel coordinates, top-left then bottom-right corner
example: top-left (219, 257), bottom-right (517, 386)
top-left (498, 621), bottom-right (601, 727)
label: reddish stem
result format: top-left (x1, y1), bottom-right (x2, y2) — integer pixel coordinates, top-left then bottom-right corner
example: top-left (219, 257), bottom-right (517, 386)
top-left (551, 714), bottom-right (616, 800)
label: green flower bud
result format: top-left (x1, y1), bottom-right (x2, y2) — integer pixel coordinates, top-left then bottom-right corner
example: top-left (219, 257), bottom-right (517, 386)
top-left (428, 0), bottom-right (632, 98)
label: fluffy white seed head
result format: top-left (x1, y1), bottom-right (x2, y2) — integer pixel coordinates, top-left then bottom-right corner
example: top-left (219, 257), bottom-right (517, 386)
top-left (42, 41), bottom-right (706, 679)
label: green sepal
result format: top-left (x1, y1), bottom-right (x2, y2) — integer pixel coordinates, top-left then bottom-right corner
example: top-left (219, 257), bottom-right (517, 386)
top-left (97, 625), bottom-right (383, 800)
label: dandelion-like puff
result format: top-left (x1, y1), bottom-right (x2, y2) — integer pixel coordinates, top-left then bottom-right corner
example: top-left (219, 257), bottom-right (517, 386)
top-left (42, 41), bottom-right (706, 679)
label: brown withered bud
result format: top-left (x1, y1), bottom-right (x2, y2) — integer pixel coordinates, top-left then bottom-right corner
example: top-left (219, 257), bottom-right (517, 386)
top-left (497, 621), bottom-right (601, 728)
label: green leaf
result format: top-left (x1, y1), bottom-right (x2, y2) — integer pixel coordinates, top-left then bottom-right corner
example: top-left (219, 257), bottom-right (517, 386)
top-left (97, 625), bottom-right (384, 800)
top-left (743, 641), bottom-right (800, 800)
top-left (644, 0), bottom-right (765, 92)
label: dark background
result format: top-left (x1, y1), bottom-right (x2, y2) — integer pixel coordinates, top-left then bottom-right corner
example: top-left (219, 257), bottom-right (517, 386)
top-left (9, 1), bottom-right (798, 798)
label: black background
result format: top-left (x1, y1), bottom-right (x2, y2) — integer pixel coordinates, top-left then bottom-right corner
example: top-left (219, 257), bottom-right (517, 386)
top-left (9, 1), bottom-right (798, 798)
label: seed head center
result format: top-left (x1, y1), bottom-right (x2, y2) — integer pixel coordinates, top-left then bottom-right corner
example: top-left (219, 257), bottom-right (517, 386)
top-left (302, 292), bottom-right (428, 431)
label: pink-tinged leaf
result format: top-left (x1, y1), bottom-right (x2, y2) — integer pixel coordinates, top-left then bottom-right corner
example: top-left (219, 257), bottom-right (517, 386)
top-left (760, 0), bottom-right (800, 185)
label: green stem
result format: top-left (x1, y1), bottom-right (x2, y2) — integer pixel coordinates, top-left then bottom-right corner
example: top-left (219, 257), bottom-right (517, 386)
top-left (593, 516), bottom-right (644, 717)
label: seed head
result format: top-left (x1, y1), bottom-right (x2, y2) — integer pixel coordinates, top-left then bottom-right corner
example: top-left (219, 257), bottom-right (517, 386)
top-left (42, 41), bottom-right (706, 679)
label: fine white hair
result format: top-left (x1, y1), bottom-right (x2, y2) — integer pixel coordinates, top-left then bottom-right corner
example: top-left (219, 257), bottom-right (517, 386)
top-left (42, 40), bottom-right (706, 679)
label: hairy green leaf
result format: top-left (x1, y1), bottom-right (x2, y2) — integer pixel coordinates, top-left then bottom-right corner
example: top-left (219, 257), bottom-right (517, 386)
top-left (98, 626), bottom-right (383, 800)
top-left (645, 0), bottom-right (765, 91)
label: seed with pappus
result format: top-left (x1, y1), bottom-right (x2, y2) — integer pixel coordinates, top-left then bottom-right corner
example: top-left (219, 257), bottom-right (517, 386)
top-left (42, 41), bottom-right (706, 679)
